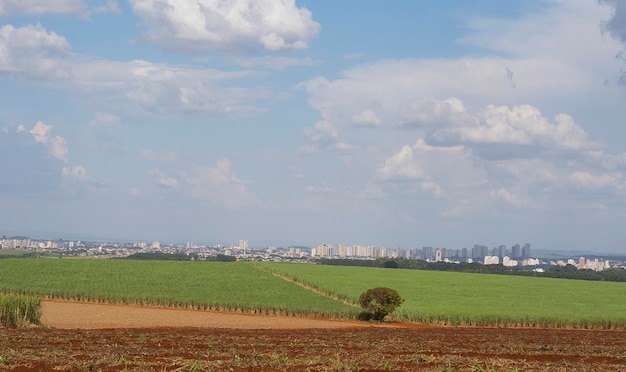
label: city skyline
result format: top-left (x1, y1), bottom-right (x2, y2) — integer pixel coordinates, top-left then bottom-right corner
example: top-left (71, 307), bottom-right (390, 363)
top-left (2, 1), bottom-right (626, 253)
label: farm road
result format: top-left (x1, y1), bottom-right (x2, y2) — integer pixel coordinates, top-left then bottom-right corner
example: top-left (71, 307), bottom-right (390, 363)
top-left (41, 300), bottom-right (376, 329)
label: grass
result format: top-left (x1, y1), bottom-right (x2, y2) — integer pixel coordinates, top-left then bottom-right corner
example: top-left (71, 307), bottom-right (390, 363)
top-left (258, 262), bottom-right (626, 329)
top-left (0, 294), bottom-right (42, 327)
top-left (0, 259), bottom-right (356, 318)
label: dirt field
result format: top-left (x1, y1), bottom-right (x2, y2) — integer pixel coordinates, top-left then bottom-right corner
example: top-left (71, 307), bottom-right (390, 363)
top-left (0, 300), bottom-right (624, 371)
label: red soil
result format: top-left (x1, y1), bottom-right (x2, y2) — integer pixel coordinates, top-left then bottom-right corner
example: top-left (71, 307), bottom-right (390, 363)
top-left (0, 300), bottom-right (624, 371)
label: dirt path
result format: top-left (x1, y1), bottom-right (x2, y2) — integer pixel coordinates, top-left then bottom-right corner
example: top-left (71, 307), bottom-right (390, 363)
top-left (40, 300), bottom-right (372, 329)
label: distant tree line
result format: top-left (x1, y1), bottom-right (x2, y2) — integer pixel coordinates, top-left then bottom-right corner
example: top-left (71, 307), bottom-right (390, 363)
top-left (318, 258), bottom-right (626, 282)
top-left (122, 252), bottom-right (236, 262)
top-left (123, 252), bottom-right (196, 261)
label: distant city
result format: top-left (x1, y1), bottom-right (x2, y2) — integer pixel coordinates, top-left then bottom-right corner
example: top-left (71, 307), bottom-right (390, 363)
top-left (1, 234), bottom-right (624, 272)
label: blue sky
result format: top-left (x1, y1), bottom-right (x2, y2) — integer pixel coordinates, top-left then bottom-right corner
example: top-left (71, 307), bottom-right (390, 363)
top-left (2, 0), bottom-right (626, 253)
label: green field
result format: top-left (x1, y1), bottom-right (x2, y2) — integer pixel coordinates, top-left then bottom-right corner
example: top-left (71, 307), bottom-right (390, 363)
top-left (0, 259), bottom-right (624, 328)
top-left (0, 259), bottom-right (355, 317)
top-left (258, 262), bottom-right (626, 328)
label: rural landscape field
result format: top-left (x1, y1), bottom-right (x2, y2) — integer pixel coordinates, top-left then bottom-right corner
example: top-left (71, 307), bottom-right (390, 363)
top-left (0, 258), bottom-right (625, 370)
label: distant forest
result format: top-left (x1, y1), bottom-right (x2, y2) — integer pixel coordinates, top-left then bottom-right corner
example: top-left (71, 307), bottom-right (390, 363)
top-left (122, 252), bottom-right (236, 262)
top-left (318, 258), bottom-right (626, 282)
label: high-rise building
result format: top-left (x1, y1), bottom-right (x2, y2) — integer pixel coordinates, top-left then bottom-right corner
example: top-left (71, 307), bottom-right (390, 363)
top-left (472, 244), bottom-right (488, 259)
top-left (522, 243), bottom-right (531, 259)
top-left (511, 244), bottom-right (521, 259)
top-left (498, 245), bottom-right (507, 257)
top-left (422, 246), bottom-right (434, 260)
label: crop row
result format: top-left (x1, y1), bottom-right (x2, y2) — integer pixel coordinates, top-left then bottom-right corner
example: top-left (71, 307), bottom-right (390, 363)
top-left (0, 259), bottom-right (357, 319)
top-left (0, 258), bottom-right (624, 328)
top-left (258, 262), bottom-right (626, 329)
top-left (0, 294), bottom-right (41, 327)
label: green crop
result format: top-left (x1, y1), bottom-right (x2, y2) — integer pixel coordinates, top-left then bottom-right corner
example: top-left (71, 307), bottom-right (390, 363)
top-left (1, 259), bottom-right (623, 328)
top-left (0, 294), bottom-right (42, 327)
top-left (258, 262), bottom-right (626, 329)
top-left (0, 259), bottom-right (356, 318)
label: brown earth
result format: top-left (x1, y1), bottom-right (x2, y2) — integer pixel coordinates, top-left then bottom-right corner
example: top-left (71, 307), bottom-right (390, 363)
top-left (0, 300), bottom-right (624, 371)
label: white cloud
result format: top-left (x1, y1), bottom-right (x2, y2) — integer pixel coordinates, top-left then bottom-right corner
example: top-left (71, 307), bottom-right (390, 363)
top-left (351, 110), bottom-right (382, 127)
top-left (184, 158), bottom-right (259, 208)
top-left (299, 0), bottom-right (626, 218)
top-left (433, 104), bottom-right (598, 153)
top-left (377, 145), bottom-right (423, 181)
top-left (29, 121), bottom-right (68, 161)
top-left (130, 0), bottom-right (320, 53)
top-left (149, 168), bottom-right (180, 189)
top-left (0, 24), bottom-right (71, 79)
top-left (146, 159), bottom-right (259, 209)
top-left (301, 121), bottom-right (352, 154)
top-left (0, 0), bottom-right (88, 16)
top-left (396, 97), bottom-right (473, 129)
top-left (489, 188), bottom-right (526, 206)
top-left (377, 140), bottom-right (473, 199)
top-left (569, 171), bottom-right (624, 190)
top-left (302, 1), bottom-right (622, 132)
top-left (0, 25), bottom-right (275, 119)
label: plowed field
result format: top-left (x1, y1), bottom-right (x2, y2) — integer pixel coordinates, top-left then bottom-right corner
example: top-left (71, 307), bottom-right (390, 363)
top-left (0, 301), bottom-right (624, 371)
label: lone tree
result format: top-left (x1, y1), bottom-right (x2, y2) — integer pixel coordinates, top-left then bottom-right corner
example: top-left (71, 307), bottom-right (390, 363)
top-left (358, 287), bottom-right (404, 321)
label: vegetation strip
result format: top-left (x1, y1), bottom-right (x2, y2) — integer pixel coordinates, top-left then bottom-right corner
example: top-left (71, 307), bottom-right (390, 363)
top-left (0, 294), bottom-right (41, 327)
top-left (252, 264), bottom-right (360, 308)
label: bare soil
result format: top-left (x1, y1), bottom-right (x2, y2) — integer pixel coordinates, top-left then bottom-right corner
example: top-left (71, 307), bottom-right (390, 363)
top-left (0, 300), bottom-right (624, 371)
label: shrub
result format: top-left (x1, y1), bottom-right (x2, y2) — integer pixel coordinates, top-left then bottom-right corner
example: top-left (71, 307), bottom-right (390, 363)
top-left (358, 287), bottom-right (404, 321)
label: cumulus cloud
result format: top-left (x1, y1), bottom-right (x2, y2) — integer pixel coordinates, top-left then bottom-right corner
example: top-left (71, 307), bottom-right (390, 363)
top-left (146, 159), bottom-right (259, 209)
top-left (569, 171), bottom-right (624, 190)
top-left (396, 97), bottom-right (473, 129)
top-left (301, 121), bottom-right (352, 154)
top-left (184, 158), bottom-right (259, 208)
top-left (29, 121), bottom-right (68, 161)
top-left (149, 168), bottom-right (180, 189)
top-left (130, 0), bottom-right (320, 53)
top-left (298, 0), bottom-right (626, 219)
top-left (0, 24), bottom-right (71, 79)
top-left (351, 110), bottom-right (382, 127)
top-left (433, 104), bottom-right (598, 154)
top-left (377, 139), bottom-right (474, 199)
top-left (0, 25), bottom-right (275, 119)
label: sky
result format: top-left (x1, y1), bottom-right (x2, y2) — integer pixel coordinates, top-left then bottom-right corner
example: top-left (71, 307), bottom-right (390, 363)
top-left (1, 0), bottom-right (626, 253)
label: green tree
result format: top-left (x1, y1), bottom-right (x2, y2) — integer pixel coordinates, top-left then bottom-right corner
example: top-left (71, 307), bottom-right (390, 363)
top-left (358, 287), bottom-right (404, 321)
